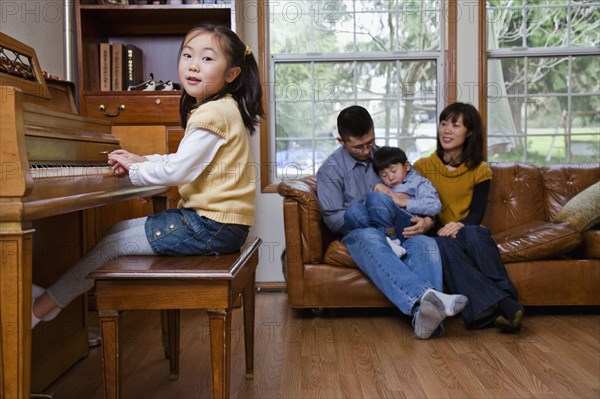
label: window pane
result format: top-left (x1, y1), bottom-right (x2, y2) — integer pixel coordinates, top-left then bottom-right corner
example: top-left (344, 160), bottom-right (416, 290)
top-left (488, 2), bottom-right (525, 48)
top-left (570, 1), bottom-right (600, 47)
top-left (572, 55), bottom-right (600, 94)
top-left (571, 96), bottom-right (600, 163)
top-left (487, 1), bottom-right (599, 164)
top-left (270, 0), bottom-right (441, 55)
top-left (528, 57), bottom-right (568, 94)
top-left (269, 1), bottom-right (444, 182)
top-left (526, 5), bottom-right (568, 48)
top-left (269, 1), bottom-right (354, 54)
top-left (527, 97), bottom-right (565, 164)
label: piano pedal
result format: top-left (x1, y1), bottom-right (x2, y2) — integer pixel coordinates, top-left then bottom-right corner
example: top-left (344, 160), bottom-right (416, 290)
top-left (30, 394), bottom-right (53, 399)
top-left (88, 325), bottom-right (102, 348)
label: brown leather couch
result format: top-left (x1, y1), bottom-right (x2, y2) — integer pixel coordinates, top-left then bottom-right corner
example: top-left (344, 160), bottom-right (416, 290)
top-left (277, 163), bottom-right (600, 308)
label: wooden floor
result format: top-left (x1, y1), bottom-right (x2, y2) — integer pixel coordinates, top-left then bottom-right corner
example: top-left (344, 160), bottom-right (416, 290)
top-left (42, 293), bottom-right (599, 398)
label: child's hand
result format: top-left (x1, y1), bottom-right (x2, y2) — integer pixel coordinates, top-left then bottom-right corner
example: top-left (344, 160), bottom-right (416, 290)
top-left (373, 183), bottom-right (392, 194)
top-left (391, 192), bottom-right (410, 208)
top-left (108, 150), bottom-right (145, 174)
top-left (437, 221), bottom-right (464, 238)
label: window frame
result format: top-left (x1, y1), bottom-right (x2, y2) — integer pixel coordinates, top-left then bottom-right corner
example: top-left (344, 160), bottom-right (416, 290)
top-left (258, 0), bottom-right (458, 191)
top-left (478, 0), bottom-right (600, 164)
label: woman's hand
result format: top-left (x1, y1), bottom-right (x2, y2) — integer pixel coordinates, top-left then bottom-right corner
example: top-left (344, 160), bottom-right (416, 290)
top-left (437, 221), bottom-right (464, 238)
top-left (108, 150), bottom-right (146, 174)
top-left (402, 215), bottom-right (434, 238)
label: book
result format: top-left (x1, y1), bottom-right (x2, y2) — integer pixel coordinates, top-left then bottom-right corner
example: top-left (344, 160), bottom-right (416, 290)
top-left (125, 44), bottom-right (144, 89)
top-left (99, 42), bottom-right (111, 92)
top-left (111, 43), bottom-right (126, 91)
top-left (85, 43), bottom-right (100, 91)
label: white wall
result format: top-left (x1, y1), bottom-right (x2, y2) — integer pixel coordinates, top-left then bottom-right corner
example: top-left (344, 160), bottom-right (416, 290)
top-left (2, 1), bottom-right (479, 284)
top-left (1, 0), bottom-right (66, 78)
top-left (456, 0), bottom-right (480, 106)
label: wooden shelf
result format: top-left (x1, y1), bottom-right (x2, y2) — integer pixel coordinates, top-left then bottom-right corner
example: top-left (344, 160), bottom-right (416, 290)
top-left (75, 0), bottom-right (234, 125)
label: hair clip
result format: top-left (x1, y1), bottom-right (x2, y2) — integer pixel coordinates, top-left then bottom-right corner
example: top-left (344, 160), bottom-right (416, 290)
top-left (244, 45), bottom-right (252, 56)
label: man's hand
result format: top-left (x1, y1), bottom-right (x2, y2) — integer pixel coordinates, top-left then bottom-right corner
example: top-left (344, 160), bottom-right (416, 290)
top-left (402, 215), bottom-right (434, 237)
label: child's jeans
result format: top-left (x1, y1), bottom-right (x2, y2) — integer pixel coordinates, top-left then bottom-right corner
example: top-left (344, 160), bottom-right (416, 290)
top-left (344, 191), bottom-right (414, 242)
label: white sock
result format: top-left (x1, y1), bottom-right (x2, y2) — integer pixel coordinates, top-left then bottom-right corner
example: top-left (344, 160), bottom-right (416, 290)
top-left (31, 284), bottom-right (62, 326)
top-left (32, 283), bottom-right (44, 298)
top-left (421, 288), bottom-right (468, 317)
top-left (32, 311), bottom-right (41, 329)
top-left (386, 237), bottom-right (407, 257)
top-left (414, 300), bottom-right (446, 339)
top-left (42, 306), bottom-right (62, 322)
top-left (32, 284), bottom-right (44, 329)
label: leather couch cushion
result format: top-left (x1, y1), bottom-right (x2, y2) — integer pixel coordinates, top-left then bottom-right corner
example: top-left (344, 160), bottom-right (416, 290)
top-left (554, 182), bottom-right (600, 231)
top-left (494, 220), bottom-right (582, 262)
top-left (323, 240), bottom-right (358, 268)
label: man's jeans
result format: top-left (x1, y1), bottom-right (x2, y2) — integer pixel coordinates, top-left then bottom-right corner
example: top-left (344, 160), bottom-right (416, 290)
top-left (345, 192), bottom-right (414, 242)
top-left (342, 227), bottom-right (442, 315)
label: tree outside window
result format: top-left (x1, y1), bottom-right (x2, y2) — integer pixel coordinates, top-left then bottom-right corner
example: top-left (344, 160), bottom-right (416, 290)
top-left (486, 0), bottom-right (599, 164)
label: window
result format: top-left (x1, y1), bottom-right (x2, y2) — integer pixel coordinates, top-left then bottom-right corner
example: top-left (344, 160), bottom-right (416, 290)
top-left (485, 0), bottom-right (599, 164)
top-left (264, 0), bottom-right (450, 185)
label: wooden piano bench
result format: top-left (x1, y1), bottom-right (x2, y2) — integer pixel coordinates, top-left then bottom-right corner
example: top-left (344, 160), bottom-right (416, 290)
top-left (86, 237), bottom-right (262, 399)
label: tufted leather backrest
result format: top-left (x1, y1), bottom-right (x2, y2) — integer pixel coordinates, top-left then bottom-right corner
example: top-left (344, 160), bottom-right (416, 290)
top-left (482, 163), bottom-right (600, 234)
top-left (541, 163), bottom-right (600, 220)
top-left (279, 163), bottom-right (599, 261)
top-left (482, 163), bottom-right (545, 234)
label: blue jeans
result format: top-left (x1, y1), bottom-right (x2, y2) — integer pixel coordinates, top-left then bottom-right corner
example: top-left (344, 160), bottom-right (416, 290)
top-left (345, 192), bottom-right (414, 242)
top-left (145, 208), bottom-right (249, 256)
top-left (342, 227), bottom-right (442, 315)
top-left (435, 225), bottom-right (518, 328)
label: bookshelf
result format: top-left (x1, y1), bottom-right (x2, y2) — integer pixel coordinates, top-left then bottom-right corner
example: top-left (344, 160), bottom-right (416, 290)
top-left (75, 0), bottom-right (235, 125)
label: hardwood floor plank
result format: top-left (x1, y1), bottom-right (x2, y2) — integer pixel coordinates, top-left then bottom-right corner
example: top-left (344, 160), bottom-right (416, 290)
top-left (41, 295), bottom-right (599, 399)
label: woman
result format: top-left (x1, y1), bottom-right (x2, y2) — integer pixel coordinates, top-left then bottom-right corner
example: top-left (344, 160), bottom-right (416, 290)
top-left (413, 102), bottom-right (524, 332)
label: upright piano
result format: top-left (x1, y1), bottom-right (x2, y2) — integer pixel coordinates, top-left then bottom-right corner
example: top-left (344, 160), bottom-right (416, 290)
top-left (0, 34), bottom-right (167, 398)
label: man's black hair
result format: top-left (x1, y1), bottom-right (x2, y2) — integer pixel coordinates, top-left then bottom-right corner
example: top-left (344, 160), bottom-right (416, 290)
top-left (337, 105), bottom-right (374, 141)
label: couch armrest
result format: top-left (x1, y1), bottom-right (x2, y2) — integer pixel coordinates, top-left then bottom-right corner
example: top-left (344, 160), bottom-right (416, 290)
top-left (277, 177), bottom-right (324, 264)
top-left (572, 229), bottom-right (600, 259)
top-left (494, 220), bottom-right (582, 262)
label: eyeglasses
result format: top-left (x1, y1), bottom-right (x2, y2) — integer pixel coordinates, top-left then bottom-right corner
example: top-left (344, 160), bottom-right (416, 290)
top-left (347, 139), bottom-right (375, 153)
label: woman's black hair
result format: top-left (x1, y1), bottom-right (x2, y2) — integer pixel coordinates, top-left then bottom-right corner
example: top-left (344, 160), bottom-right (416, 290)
top-left (373, 146), bottom-right (408, 173)
top-left (436, 102), bottom-right (484, 169)
top-left (178, 24), bottom-right (264, 133)
top-left (337, 105), bottom-right (374, 141)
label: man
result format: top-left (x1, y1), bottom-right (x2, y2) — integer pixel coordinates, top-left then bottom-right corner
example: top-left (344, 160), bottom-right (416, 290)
top-left (316, 105), bottom-right (467, 339)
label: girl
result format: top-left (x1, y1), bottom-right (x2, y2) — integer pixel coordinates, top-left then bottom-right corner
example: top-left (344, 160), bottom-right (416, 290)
top-left (414, 102), bottom-right (524, 332)
top-left (31, 24), bottom-right (264, 328)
